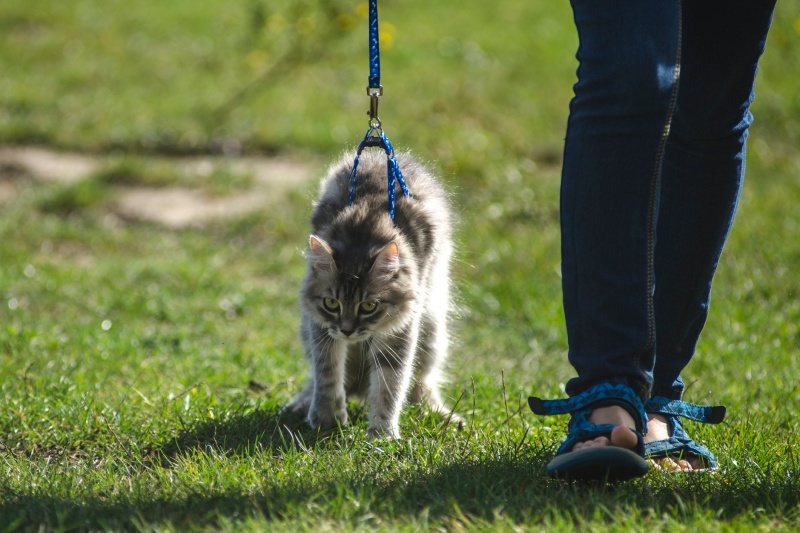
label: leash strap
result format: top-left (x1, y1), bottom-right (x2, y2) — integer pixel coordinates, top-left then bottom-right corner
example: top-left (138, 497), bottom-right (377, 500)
top-left (348, 0), bottom-right (410, 223)
top-left (368, 0), bottom-right (381, 91)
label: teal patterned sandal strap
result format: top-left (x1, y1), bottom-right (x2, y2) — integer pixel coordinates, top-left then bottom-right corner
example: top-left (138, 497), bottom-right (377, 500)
top-left (643, 416), bottom-right (718, 468)
top-left (529, 383), bottom-right (647, 431)
top-left (644, 397), bottom-right (726, 424)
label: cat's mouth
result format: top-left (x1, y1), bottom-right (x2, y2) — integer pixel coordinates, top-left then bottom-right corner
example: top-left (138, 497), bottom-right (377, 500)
top-left (329, 329), bottom-right (370, 342)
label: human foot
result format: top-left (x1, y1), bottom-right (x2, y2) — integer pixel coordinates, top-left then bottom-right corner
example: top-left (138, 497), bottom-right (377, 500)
top-left (529, 383), bottom-right (650, 481)
top-left (641, 397), bottom-right (725, 472)
top-left (645, 413), bottom-right (703, 471)
top-left (571, 405), bottom-right (640, 452)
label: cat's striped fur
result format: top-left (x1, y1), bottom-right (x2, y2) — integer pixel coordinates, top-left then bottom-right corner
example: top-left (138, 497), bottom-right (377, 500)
top-left (284, 151), bottom-right (456, 438)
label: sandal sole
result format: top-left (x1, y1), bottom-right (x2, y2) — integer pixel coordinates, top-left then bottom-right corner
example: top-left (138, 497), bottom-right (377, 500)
top-left (546, 446), bottom-right (649, 482)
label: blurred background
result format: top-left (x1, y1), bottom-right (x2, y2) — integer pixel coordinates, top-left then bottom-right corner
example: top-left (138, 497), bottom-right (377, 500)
top-left (1, 0), bottom-right (796, 192)
top-left (0, 0), bottom-right (585, 171)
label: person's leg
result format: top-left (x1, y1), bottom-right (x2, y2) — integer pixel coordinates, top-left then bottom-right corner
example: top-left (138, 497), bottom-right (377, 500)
top-left (535, 0), bottom-right (778, 480)
top-left (645, 0), bottom-right (777, 471)
top-left (531, 1), bottom-right (684, 478)
top-left (651, 0), bottom-right (777, 401)
top-left (561, 0), bottom-right (682, 401)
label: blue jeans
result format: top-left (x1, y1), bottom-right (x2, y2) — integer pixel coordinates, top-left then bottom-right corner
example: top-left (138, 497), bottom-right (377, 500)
top-left (561, 0), bottom-right (777, 402)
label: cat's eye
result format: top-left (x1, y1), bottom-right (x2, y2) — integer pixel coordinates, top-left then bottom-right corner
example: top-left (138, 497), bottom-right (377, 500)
top-left (359, 301), bottom-right (378, 314)
top-left (323, 298), bottom-right (340, 312)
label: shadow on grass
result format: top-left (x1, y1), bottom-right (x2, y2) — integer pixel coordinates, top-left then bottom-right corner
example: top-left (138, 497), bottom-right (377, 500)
top-left (4, 452), bottom-right (800, 529)
top-left (0, 491), bottom-right (270, 531)
top-left (157, 403), bottom-right (325, 460)
top-left (4, 403), bottom-right (800, 529)
top-left (0, 451), bottom-right (556, 529)
top-left (387, 454), bottom-right (800, 523)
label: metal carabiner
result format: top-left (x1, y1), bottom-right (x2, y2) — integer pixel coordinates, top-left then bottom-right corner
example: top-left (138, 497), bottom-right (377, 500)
top-left (367, 85), bottom-right (383, 130)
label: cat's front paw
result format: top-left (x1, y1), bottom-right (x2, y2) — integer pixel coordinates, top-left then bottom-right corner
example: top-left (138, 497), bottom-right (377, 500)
top-left (280, 389), bottom-right (313, 416)
top-left (366, 420), bottom-right (401, 441)
top-left (307, 403), bottom-right (348, 431)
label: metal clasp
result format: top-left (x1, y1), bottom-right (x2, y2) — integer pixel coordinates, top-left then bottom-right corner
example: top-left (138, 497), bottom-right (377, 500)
top-left (367, 85), bottom-right (383, 130)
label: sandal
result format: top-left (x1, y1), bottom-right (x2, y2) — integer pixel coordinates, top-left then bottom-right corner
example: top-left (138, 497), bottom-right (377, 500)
top-left (529, 383), bottom-right (650, 482)
top-left (644, 396), bottom-right (726, 470)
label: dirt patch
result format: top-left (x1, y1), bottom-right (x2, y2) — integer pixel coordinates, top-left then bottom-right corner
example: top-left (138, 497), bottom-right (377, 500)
top-left (0, 180), bottom-right (16, 204)
top-left (0, 146), bottom-right (319, 227)
top-left (0, 146), bottom-right (98, 184)
top-left (182, 156), bottom-right (317, 188)
top-left (115, 187), bottom-right (270, 229)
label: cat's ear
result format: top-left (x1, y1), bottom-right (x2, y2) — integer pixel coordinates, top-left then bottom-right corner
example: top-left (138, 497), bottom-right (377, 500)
top-left (371, 241), bottom-right (400, 279)
top-left (308, 235), bottom-right (335, 272)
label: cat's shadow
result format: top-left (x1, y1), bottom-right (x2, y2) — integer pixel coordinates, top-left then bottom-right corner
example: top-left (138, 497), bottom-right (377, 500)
top-left (152, 402), bottom-right (551, 522)
top-left (139, 406), bottom-right (773, 526)
top-left (156, 402), bottom-right (371, 462)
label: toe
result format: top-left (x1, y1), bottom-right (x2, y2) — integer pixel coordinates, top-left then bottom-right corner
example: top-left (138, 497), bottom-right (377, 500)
top-left (650, 455), bottom-right (703, 472)
top-left (572, 435), bottom-right (611, 451)
top-left (609, 424), bottom-right (639, 450)
top-left (651, 457), bottom-right (681, 471)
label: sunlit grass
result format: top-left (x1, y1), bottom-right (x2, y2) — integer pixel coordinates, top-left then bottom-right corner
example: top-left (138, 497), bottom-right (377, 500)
top-left (1, 0), bottom-right (800, 530)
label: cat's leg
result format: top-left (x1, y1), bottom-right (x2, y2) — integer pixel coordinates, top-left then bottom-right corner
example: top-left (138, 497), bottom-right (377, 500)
top-left (307, 336), bottom-right (350, 430)
top-left (281, 376), bottom-right (314, 415)
top-left (282, 316), bottom-right (319, 416)
top-left (410, 255), bottom-right (458, 421)
top-left (367, 319), bottom-right (421, 439)
top-left (412, 309), bottom-right (465, 429)
top-left (409, 311), bottom-right (448, 411)
top-left (291, 318), bottom-right (349, 430)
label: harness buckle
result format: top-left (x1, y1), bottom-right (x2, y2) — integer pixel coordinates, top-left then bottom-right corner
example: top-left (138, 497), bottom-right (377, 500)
top-left (367, 85), bottom-right (383, 130)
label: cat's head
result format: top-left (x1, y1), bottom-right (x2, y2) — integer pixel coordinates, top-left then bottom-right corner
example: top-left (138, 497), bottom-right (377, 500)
top-left (301, 234), bottom-right (417, 342)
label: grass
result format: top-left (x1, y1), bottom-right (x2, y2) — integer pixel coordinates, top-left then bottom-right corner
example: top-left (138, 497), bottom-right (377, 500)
top-left (2, 0), bottom-right (800, 531)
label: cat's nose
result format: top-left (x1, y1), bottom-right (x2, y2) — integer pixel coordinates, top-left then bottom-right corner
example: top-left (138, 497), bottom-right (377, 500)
top-left (340, 328), bottom-right (355, 337)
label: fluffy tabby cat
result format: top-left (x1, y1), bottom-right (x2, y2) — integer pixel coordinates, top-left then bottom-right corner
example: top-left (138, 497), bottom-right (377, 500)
top-left (283, 151), bottom-right (455, 439)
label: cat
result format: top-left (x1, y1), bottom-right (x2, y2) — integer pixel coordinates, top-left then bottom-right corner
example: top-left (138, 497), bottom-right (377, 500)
top-left (283, 150), bottom-right (456, 439)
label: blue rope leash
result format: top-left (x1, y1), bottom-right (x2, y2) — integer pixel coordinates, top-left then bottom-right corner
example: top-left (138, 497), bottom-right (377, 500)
top-left (368, 0), bottom-right (381, 91)
top-left (348, 0), bottom-right (410, 222)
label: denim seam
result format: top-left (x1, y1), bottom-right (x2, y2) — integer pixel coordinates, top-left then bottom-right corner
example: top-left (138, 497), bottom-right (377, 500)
top-left (644, 0), bottom-right (683, 371)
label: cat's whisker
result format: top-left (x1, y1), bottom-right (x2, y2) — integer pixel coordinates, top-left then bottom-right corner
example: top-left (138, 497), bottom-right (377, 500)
top-left (365, 339), bottom-right (393, 393)
top-left (370, 336), bottom-right (405, 367)
top-left (359, 339), bottom-right (370, 381)
top-left (310, 333), bottom-right (331, 355)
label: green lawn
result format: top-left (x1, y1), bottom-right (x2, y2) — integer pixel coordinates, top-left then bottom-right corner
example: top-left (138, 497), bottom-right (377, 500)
top-left (2, 0), bottom-right (800, 531)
